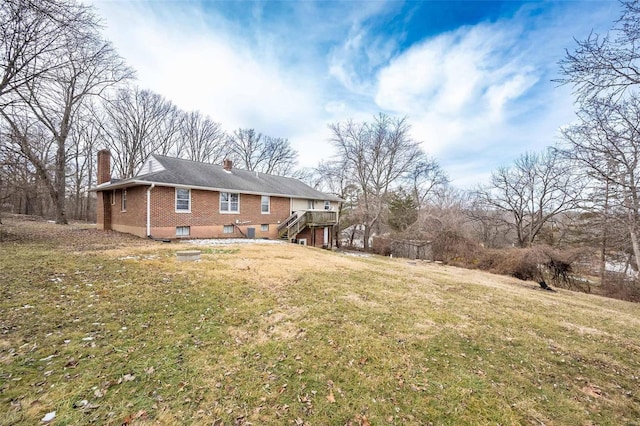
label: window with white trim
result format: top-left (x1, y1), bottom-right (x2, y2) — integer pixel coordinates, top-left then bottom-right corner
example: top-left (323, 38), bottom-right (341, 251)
top-left (176, 188), bottom-right (191, 212)
top-left (261, 195), bottom-right (270, 213)
top-left (121, 189), bottom-right (127, 211)
top-left (176, 226), bottom-right (190, 236)
top-left (324, 200), bottom-right (331, 210)
top-left (220, 192), bottom-right (239, 213)
top-left (223, 225), bottom-right (234, 234)
top-left (261, 224), bottom-right (269, 232)
top-left (307, 200), bottom-right (315, 209)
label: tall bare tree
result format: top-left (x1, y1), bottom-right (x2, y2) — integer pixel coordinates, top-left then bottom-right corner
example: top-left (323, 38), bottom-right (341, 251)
top-left (562, 96), bottom-right (640, 275)
top-left (227, 128), bottom-right (297, 175)
top-left (175, 110), bottom-right (226, 163)
top-left (405, 156), bottom-right (449, 206)
top-left (329, 113), bottom-right (423, 250)
top-left (474, 149), bottom-right (583, 248)
top-left (98, 86), bottom-right (178, 179)
top-left (0, 0), bottom-right (131, 224)
top-left (558, 1), bottom-right (640, 282)
top-left (67, 106), bottom-right (103, 220)
top-left (1, 0), bottom-right (96, 108)
top-left (557, 1), bottom-right (640, 102)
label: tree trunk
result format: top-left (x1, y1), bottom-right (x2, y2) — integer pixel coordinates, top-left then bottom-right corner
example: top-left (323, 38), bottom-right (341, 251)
top-left (628, 223), bottom-right (640, 278)
top-left (54, 137), bottom-right (68, 224)
top-left (600, 178), bottom-right (610, 287)
top-left (363, 224), bottom-right (370, 250)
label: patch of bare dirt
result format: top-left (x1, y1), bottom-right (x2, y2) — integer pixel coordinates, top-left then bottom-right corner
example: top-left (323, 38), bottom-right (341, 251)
top-left (0, 214), bottom-right (153, 251)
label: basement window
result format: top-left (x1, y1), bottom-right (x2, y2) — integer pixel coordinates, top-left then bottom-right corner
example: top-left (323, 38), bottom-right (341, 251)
top-left (223, 225), bottom-right (234, 234)
top-left (261, 224), bottom-right (269, 232)
top-left (176, 188), bottom-right (191, 212)
top-left (176, 226), bottom-right (190, 237)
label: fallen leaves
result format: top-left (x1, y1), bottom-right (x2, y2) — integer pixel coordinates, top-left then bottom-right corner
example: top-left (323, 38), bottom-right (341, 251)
top-left (345, 414), bottom-right (370, 426)
top-left (582, 384), bottom-right (604, 399)
top-left (64, 357), bottom-right (78, 368)
top-left (122, 409), bottom-right (147, 425)
top-left (326, 390), bottom-right (336, 403)
top-left (120, 373), bottom-right (136, 383)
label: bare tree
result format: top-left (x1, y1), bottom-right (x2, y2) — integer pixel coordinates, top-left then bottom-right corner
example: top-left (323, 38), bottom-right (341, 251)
top-left (466, 196), bottom-right (513, 249)
top-left (561, 96), bottom-right (640, 275)
top-left (98, 86), bottom-right (179, 179)
top-left (557, 1), bottom-right (640, 102)
top-left (329, 113), bottom-right (423, 250)
top-left (0, 0), bottom-right (131, 224)
top-left (475, 148), bottom-right (583, 248)
top-left (67, 106), bottom-right (103, 220)
top-left (175, 110), bottom-right (226, 163)
top-left (0, 0), bottom-right (96, 108)
top-left (405, 156), bottom-right (449, 206)
top-left (227, 128), bottom-right (298, 175)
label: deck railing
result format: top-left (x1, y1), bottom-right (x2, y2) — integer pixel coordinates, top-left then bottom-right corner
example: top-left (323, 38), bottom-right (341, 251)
top-left (277, 210), bottom-right (338, 240)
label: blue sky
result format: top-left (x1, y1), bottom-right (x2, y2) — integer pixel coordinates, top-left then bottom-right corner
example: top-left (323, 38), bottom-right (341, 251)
top-left (92, 0), bottom-right (620, 187)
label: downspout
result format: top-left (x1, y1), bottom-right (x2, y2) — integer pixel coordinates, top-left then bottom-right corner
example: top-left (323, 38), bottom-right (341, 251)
top-left (146, 183), bottom-right (155, 237)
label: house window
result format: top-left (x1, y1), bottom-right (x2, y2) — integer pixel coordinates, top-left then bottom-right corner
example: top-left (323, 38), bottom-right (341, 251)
top-left (261, 195), bottom-right (270, 214)
top-left (220, 192), bottom-right (239, 213)
top-left (307, 200), bottom-right (315, 209)
top-left (176, 226), bottom-right (190, 236)
top-left (324, 200), bottom-right (331, 210)
top-left (223, 225), bottom-right (234, 234)
top-left (261, 224), bottom-right (269, 232)
top-left (121, 189), bottom-right (127, 211)
top-left (176, 188), bottom-right (191, 212)
top-left (111, 190), bottom-right (116, 205)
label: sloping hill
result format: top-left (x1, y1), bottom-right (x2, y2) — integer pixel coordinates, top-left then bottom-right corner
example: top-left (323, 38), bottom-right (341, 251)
top-left (1, 217), bottom-right (639, 425)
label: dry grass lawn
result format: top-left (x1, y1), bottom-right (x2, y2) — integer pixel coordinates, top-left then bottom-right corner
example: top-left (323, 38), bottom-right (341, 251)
top-left (1, 216), bottom-right (639, 425)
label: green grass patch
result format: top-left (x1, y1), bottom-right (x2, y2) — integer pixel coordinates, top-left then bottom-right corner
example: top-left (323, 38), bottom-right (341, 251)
top-left (1, 217), bottom-right (639, 425)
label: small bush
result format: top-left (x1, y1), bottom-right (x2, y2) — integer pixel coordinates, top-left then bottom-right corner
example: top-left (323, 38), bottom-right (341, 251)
top-left (372, 236), bottom-right (392, 256)
top-left (484, 248), bottom-right (545, 281)
top-left (431, 230), bottom-right (481, 266)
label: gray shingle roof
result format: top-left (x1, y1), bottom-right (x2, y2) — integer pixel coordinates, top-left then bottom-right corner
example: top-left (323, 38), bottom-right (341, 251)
top-left (97, 155), bottom-right (342, 202)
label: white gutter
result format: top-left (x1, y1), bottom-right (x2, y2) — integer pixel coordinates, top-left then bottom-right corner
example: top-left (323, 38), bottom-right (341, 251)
top-left (146, 183), bottom-right (155, 236)
top-left (91, 179), bottom-right (343, 202)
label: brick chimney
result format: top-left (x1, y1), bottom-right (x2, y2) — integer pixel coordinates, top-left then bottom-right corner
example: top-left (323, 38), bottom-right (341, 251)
top-left (97, 149), bottom-right (111, 184)
top-left (223, 159), bottom-right (233, 171)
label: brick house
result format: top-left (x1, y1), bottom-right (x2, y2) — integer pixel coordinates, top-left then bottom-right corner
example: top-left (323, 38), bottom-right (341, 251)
top-left (94, 150), bottom-right (341, 247)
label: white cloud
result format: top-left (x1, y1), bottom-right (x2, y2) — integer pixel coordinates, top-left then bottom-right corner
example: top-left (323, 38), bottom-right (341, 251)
top-left (374, 22), bottom-right (539, 159)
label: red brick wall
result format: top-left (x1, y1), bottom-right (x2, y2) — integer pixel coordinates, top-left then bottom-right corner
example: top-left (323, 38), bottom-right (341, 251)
top-left (295, 226), bottom-right (330, 248)
top-left (96, 191), bottom-right (112, 231)
top-left (98, 184), bottom-right (331, 241)
top-left (96, 191), bottom-right (104, 230)
top-left (97, 149), bottom-right (111, 184)
top-left (96, 187), bottom-right (147, 237)
top-left (147, 186), bottom-right (291, 239)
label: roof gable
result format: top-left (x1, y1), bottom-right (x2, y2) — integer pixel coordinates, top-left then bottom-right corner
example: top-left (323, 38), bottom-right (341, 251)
top-left (138, 155), bottom-right (166, 175)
